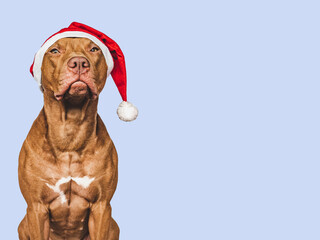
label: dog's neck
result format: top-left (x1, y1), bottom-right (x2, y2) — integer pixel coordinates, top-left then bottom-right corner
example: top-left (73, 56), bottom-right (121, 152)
top-left (43, 94), bottom-right (98, 153)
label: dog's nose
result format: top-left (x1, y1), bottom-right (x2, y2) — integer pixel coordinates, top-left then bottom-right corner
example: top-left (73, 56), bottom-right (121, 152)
top-left (67, 57), bottom-right (90, 74)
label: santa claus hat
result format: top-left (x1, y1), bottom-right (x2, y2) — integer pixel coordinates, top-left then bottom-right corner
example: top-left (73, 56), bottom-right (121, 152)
top-left (30, 22), bottom-right (138, 122)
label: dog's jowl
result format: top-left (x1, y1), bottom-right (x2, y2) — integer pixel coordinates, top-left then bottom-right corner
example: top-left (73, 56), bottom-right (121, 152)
top-left (18, 22), bottom-right (138, 240)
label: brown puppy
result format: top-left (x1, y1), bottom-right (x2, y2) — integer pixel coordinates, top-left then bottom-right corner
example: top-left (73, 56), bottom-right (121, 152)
top-left (18, 38), bottom-right (120, 240)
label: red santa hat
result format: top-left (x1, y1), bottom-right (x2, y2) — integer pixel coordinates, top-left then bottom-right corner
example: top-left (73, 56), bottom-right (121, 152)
top-left (30, 22), bottom-right (138, 122)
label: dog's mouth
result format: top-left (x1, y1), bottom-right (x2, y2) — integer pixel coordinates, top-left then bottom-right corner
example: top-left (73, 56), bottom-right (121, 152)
top-left (68, 81), bottom-right (88, 95)
top-left (55, 79), bottom-right (98, 101)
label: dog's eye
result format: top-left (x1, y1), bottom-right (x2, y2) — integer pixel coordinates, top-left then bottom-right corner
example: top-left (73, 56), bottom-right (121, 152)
top-left (90, 47), bottom-right (99, 52)
top-left (50, 48), bottom-right (60, 54)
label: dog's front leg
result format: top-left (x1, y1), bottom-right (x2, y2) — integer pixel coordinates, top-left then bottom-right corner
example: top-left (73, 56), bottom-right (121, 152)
top-left (26, 203), bottom-right (50, 240)
top-left (88, 201), bottom-right (112, 240)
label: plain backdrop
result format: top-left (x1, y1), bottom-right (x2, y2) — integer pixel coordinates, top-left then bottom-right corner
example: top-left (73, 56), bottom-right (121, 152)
top-left (0, 0), bottom-right (319, 239)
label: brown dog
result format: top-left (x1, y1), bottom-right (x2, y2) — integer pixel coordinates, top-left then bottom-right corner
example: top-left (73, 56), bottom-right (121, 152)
top-left (18, 36), bottom-right (121, 240)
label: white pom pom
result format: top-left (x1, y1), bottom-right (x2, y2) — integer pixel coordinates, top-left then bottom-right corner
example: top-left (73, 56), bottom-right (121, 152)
top-left (117, 101), bottom-right (138, 122)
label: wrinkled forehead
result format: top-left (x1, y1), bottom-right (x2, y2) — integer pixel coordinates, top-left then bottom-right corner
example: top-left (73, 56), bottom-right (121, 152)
top-left (46, 37), bottom-right (97, 52)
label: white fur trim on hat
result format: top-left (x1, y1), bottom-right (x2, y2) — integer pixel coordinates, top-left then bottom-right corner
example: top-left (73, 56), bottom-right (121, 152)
top-left (32, 31), bottom-right (114, 87)
top-left (117, 101), bottom-right (138, 122)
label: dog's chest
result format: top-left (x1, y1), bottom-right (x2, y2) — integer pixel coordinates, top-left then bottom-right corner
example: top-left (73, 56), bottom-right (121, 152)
top-left (45, 176), bottom-right (95, 204)
top-left (41, 152), bottom-right (100, 206)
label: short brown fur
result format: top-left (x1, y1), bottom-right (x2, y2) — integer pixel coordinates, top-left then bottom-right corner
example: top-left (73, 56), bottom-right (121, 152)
top-left (18, 38), bottom-right (120, 240)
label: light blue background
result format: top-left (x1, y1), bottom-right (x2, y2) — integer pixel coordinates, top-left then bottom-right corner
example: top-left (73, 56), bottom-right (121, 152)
top-left (0, 0), bottom-right (319, 239)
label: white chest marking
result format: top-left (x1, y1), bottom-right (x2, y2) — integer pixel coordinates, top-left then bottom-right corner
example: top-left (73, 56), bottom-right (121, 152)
top-left (72, 176), bottom-right (95, 188)
top-left (46, 176), bottom-right (95, 204)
